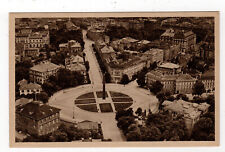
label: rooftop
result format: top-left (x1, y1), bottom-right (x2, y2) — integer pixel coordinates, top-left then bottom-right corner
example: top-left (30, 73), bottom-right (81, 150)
top-left (176, 74), bottom-right (196, 81)
top-left (16, 101), bottom-right (61, 121)
top-left (30, 61), bottom-right (60, 73)
top-left (19, 83), bottom-right (41, 91)
top-left (158, 62), bottom-right (180, 69)
top-left (101, 46), bottom-right (115, 54)
top-left (200, 70), bottom-right (215, 80)
top-left (162, 100), bottom-right (210, 119)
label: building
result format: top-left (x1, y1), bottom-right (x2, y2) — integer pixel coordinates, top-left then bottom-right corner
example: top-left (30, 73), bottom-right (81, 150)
top-left (19, 82), bottom-right (42, 96)
top-left (16, 101), bottom-right (61, 136)
top-left (29, 61), bottom-right (61, 84)
top-left (59, 40), bottom-right (82, 55)
top-left (143, 48), bottom-right (164, 64)
top-left (162, 100), bottom-right (210, 132)
top-left (65, 55), bottom-right (86, 74)
top-left (146, 70), bottom-right (177, 93)
top-left (87, 28), bottom-right (105, 42)
top-left (175, 74), bottom-right (196, 94)
top-left (16, 98), bottom-right (33, 107)
top-left (66, 19), bottom-right (80, 31)
top-left (108, 57), bottom-right (148, 83)
top-left (157, 62), bottom-right (181, 75)
top-left (173, 30), bottom-right (196, 52)
top-left (146, 70), bottom-right (196, 94)
top-left (160, 28), bottom-right (175, 42)
top-left (200, 70), bottom-right (215, 92)
top-left (160, 28), bottom-right (196, 52)
top-left (77, 120), bottom-right (99, 131)
top-left (15, 29), bottom-right (50, 58)
top-left (110, 37), bottom-right (139, 51)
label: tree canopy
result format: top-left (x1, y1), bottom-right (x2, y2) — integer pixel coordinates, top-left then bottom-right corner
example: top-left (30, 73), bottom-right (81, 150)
top-left (149, 80), bottom-right (164, 95)
top-left (192, 80), bottom-right (206, 96)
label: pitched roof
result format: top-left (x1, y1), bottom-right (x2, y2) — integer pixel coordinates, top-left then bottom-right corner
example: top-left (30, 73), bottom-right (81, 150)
top-left (30, 61), bottom-right (60, 73)
top-left (200, 70), bottom-right (215, 80)
top-left (158, 62), bottom-right (180, 69)
top-left (16, 101), bottom-right (60, 121)
top-left (101, 46), bottom-right (115, 54)
top-left (16, 98), bottom-right (32, 107)
top-left (163, 100), bottom-right (210, 119)
top-left (19, 83), bottom-right (41, 91)
top-left (176, 74), bottom-right (196, 81)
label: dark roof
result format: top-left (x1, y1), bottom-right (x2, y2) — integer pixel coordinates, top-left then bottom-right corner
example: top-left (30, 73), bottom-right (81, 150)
top-left (174, 30), bottom-right (194, 39)
top-left (200, 70), bottom-right (215, 80)
top-left (16, 101), bottom-right (60, 121)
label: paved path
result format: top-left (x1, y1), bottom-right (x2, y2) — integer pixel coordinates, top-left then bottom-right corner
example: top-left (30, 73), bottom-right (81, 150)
top-left (82, 30), bottom-right (103, 85)
top-left (48, 31), bottom-right (159, 141)
top-left (49, 84), bottom-right (158, 141)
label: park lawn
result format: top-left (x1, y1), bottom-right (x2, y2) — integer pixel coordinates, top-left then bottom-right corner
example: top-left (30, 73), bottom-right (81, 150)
top-left (114, 103), bottom-right (133, 112)
top-left (77, 92), bottom-right (94, 99)
top-left (99, 103), bottom-right (113, 112)
top-left (112, 97), bottom-right (133, 102)
top-left (109, 91), bottom-right (130, 98)
top-left (96, 91), bottom-right (108, 98)
top-left (75, 99), bottom-right (96, 104)
top-left (77, 104), bottom-right (98, 112)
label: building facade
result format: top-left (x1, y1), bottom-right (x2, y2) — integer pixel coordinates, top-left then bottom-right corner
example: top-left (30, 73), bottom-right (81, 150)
top-left (19, 83), bottom-right (42, 96)
top-left (16, 101), bottom-right (61, 136)
top-left (29, 61), bottom-right (61, 84)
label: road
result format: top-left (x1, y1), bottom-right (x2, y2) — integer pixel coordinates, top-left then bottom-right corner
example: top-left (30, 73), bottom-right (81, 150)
top-left (49, 30), bottom-right (158, 141)
top-left (82, 30), bottom-right (103, 85)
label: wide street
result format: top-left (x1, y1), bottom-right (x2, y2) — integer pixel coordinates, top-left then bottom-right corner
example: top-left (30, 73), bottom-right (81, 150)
top-left (49, 30), bottom-right (159, 141)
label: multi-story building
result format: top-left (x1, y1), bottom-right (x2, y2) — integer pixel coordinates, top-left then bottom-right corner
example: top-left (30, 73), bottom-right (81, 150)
top-left (173, 30), bottom-right (196, 52)
top-left (175, 74), bottom-right (196, 94)
top-left (162, 100), bottom-right (210, 132)
top-left (16, 101), bottom-right (61, 136)
top-left (65, 55), bottom-right (86, 74)
top-left (160, 28), bottom-right (196, 52)
top-left (29, 61), bottom-right (61, 84)
top-left (146, 70), bottom-right (177, 93)
top-left (59, 40), bottom-right (82, 55)
top-left (146, 69), bottom-right (196, 94)
top-left (108, 57), bottom-right (148, 83)
top-left (19, 83), bottom-right (42, 96)
top-left (15, 29), bottom-right (50, 58)
top-left (143, 48), bottom-right (164, 64)
top-left (157, 62), bottom-right (181, 75)
top-left (200, 70), bottom-right (215, 92)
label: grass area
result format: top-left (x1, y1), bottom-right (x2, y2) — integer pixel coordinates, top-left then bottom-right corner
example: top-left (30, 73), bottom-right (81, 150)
top-left (99, 103), bottom-right (113, 112)
top-left (109, 91), bottom-right (130, 98)
top-left (77, 92), bottom-right (94, 99)
top-left (96, 91), bottom-right (108, 98)
top-left (77, 104), bottom-right (98, 112)
top-left (112, 97), bottom-right (133, 102)
top-left (114, 103), bottom-right (133, 112)
top-left (75, 99), bottom-right (96, 104)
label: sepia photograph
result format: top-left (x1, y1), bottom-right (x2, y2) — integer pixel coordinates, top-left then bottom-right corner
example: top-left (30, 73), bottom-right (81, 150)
top-left (9, 12), bottom-right (219, 147)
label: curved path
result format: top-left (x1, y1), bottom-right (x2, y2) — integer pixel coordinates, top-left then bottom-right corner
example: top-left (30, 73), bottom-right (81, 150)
top-left (49, 30), bottom-right (158, 141)
top-left (49, 83), bottom-right (158, 141)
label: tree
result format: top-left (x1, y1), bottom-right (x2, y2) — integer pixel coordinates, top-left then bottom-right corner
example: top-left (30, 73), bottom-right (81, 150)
top-left (84, 61), bottom-right (90, 71)
top-left (120, 74), bottom-right (130, 85)
top-left (117, 116), bottom-right (135, 134)
top-left (135, 107), bottom-right (142, 116)
top-left (149, 81), bottom-right (163, 95)
top-left (36, 92), bottom-right (49, 103)
top-left (115, 109), bottom-right (133, 121)
top-left (191, 115), bottom-right (215, 141)
top-left (136, 72), bottom-right (146, 87)
top-left (192, 80), bottom-right (206, 96)
top-left (42, 82), bottom-right (58, 96)
top-left (126, 130), bottom-right (141, 141)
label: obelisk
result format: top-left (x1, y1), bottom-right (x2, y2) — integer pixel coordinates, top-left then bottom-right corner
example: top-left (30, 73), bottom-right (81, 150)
top-left (102, 72), bottom-right (106, 100)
